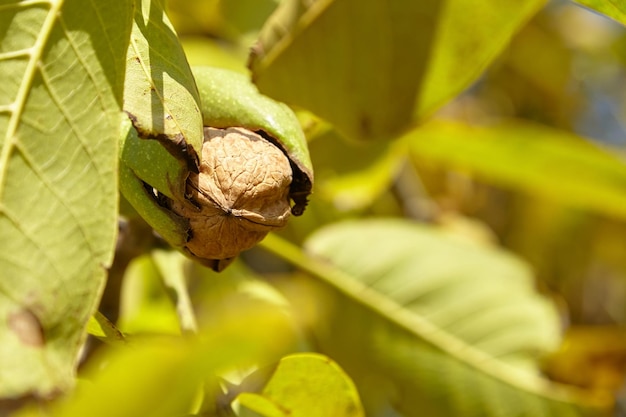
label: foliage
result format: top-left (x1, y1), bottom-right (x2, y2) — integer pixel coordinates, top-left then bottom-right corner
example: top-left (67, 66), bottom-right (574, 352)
top-left (2, 0), bottom-right (626, 416)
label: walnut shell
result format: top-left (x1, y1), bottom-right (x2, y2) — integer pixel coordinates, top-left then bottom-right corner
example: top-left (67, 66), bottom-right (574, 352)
top-left (170, 127), bottom-right (292, 263)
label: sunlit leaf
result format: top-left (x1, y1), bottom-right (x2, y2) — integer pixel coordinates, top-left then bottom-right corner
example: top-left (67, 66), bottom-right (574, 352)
top-left (237, 353), bottom-right (364, 417)
top-left (118, 254), bottom-right (182, 335)
top-left (250, 0), bottom-right (545, 140)
top-left (86, 312), bottom-right (126, 347)
top-left (184, 259), bottom-right (302, 354)
top-left (307, 127), bottom-right (404, 211)
top-left (192, 66), bottom-right (313, 186)
top-left (0, 0), bottom-right (132, 398)
top-left (571, 1), bottom-right (626, 26)
top-left (260, 226), bottom-right (612, 416)
top-left (407, 120), bottom-right (626, 220)
top-left (151, 249), bottom-right (198, 334)
top-left (119, 251), bottom-right (302, 358)
top-left (122, 0), bottom-right (203, 197)
top-left (40, 309), bottom-right (294, 417)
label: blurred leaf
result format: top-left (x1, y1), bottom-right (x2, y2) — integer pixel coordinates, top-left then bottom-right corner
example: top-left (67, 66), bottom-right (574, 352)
top-left (40, 308), bottom-right (294, 417)
top-left (237, 353), bottom-right (364, 417)
top-left (259, 226), bottom-right (612, 416)
top-left (571, 1), bottom-right (626, 26)
top-left (249, 0), bottom-right (545, 140)
top-left (321, 150), bottom-right (403, 211)
top-left (407, 120), bottom-right (626, 220)
top-left (152, 249), bottom-right (198, 334)
top-left (119, 250), bottom-right (302, 358)
top-left (87, 312), bottom-right (126, 346)
top-left (306, 219), bottom-right (560, 369)
top-left (545, 326), bottom-right (626, 394)
top-left (185, 259), bottom-right (303, 355)
top-left (168, 0), bottom-right (279, 42)
top-left (0, 0), bottom-right (132, 398)
top-left (218, 0), bottom-right (280, 40)
top-left (308, 127), bottom-right (405, 211)
top-left (118, 254), bottom-right (181, 335)
top-left (181, 37), bottom-right (249, 72)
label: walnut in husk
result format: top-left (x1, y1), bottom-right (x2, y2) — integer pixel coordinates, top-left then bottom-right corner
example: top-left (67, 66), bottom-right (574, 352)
top-left (170, 127), bottom-right (293, 267)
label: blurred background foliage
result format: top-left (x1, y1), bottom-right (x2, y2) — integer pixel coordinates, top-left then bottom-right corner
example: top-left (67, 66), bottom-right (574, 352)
top-left (167, 0), bottom-right (626, 405)
top-left (52, 0), bottom-right (626, 416)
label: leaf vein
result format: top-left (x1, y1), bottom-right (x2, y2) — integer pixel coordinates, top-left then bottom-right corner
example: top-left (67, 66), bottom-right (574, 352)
top-left (0, 200), bottom-right (64, 280)
top-left (0, 0), bottom-right (61, 202)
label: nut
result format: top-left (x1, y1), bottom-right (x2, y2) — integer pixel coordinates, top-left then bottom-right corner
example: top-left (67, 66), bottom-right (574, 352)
top-left (170, 127), bottom-right (293, 262)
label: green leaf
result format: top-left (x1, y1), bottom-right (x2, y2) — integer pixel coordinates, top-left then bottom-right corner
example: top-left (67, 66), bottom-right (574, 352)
top-left (118, 0), bottom-right (207, 256)
top-left (151, 249), bottom-right (198, 334)
top-left (307, 127), bottom-right (404, 211)
top-left (571, 0), bottom-right (626, 26)
top-left (249, 0), bottom-right (545, 140)
top-left (237, 353), bottom-right (364, 417)
top-left (407, 120), bottom-right (626, 220)
top-left (117, 253), bottom-right (183, 335)
top-left (86, 312), bottom-right (126, 347)
top-left (42, 309), bottom-right (296, 417)
top-left (192, 66), bottom-right (314, 189)
top-left (122, 0), bottom-right (204, 197)
top-left (259, 225), bottom-right (612, 416)
top-left (0, 0), bottom-right (132, 398)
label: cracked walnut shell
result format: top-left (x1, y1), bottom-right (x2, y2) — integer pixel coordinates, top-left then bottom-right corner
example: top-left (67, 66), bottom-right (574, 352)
top-left (170, 127), bottom-right (293, 264)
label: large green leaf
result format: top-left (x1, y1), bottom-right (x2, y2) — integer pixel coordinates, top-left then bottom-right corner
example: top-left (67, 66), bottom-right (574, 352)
top-left (249, 0), bottom-right (545, 140)
top-left (237, 353), bottom-right (364, 417)
top-left (260, 223), bottom-right (612, 416)
top-left (571, 1), bottom-right (626, 26)
top-left (0, 0), bottom-right (132, 398)
top-left (407, 121), bottom-right (626, 220)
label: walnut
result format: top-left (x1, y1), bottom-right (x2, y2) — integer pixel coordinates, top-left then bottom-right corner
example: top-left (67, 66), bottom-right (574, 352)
top-left (170, 127), bottom-right (293, 264)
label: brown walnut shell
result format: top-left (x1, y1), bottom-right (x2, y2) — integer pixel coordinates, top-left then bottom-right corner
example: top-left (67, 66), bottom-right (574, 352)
top-left (170, 127), bottom-right (292, 266)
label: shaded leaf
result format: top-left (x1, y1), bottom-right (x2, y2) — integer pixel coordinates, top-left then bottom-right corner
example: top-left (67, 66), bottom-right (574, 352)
top-left (259, 226), bottom-right (612, 416)
top-left (168, 0), bottom-right (279, 42)
top-left (250, 0), bottom-right (545, 140)
top-left (237, 353), bottom-right (364, 417)
top-left (0, 0), bottom-right (132, 398)
top-left (407, 120), bottom-right (626, 220)
top-left (545, 326), bottom-right (626, 394)
top-left (571, 1), bottom-right (626, 26)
